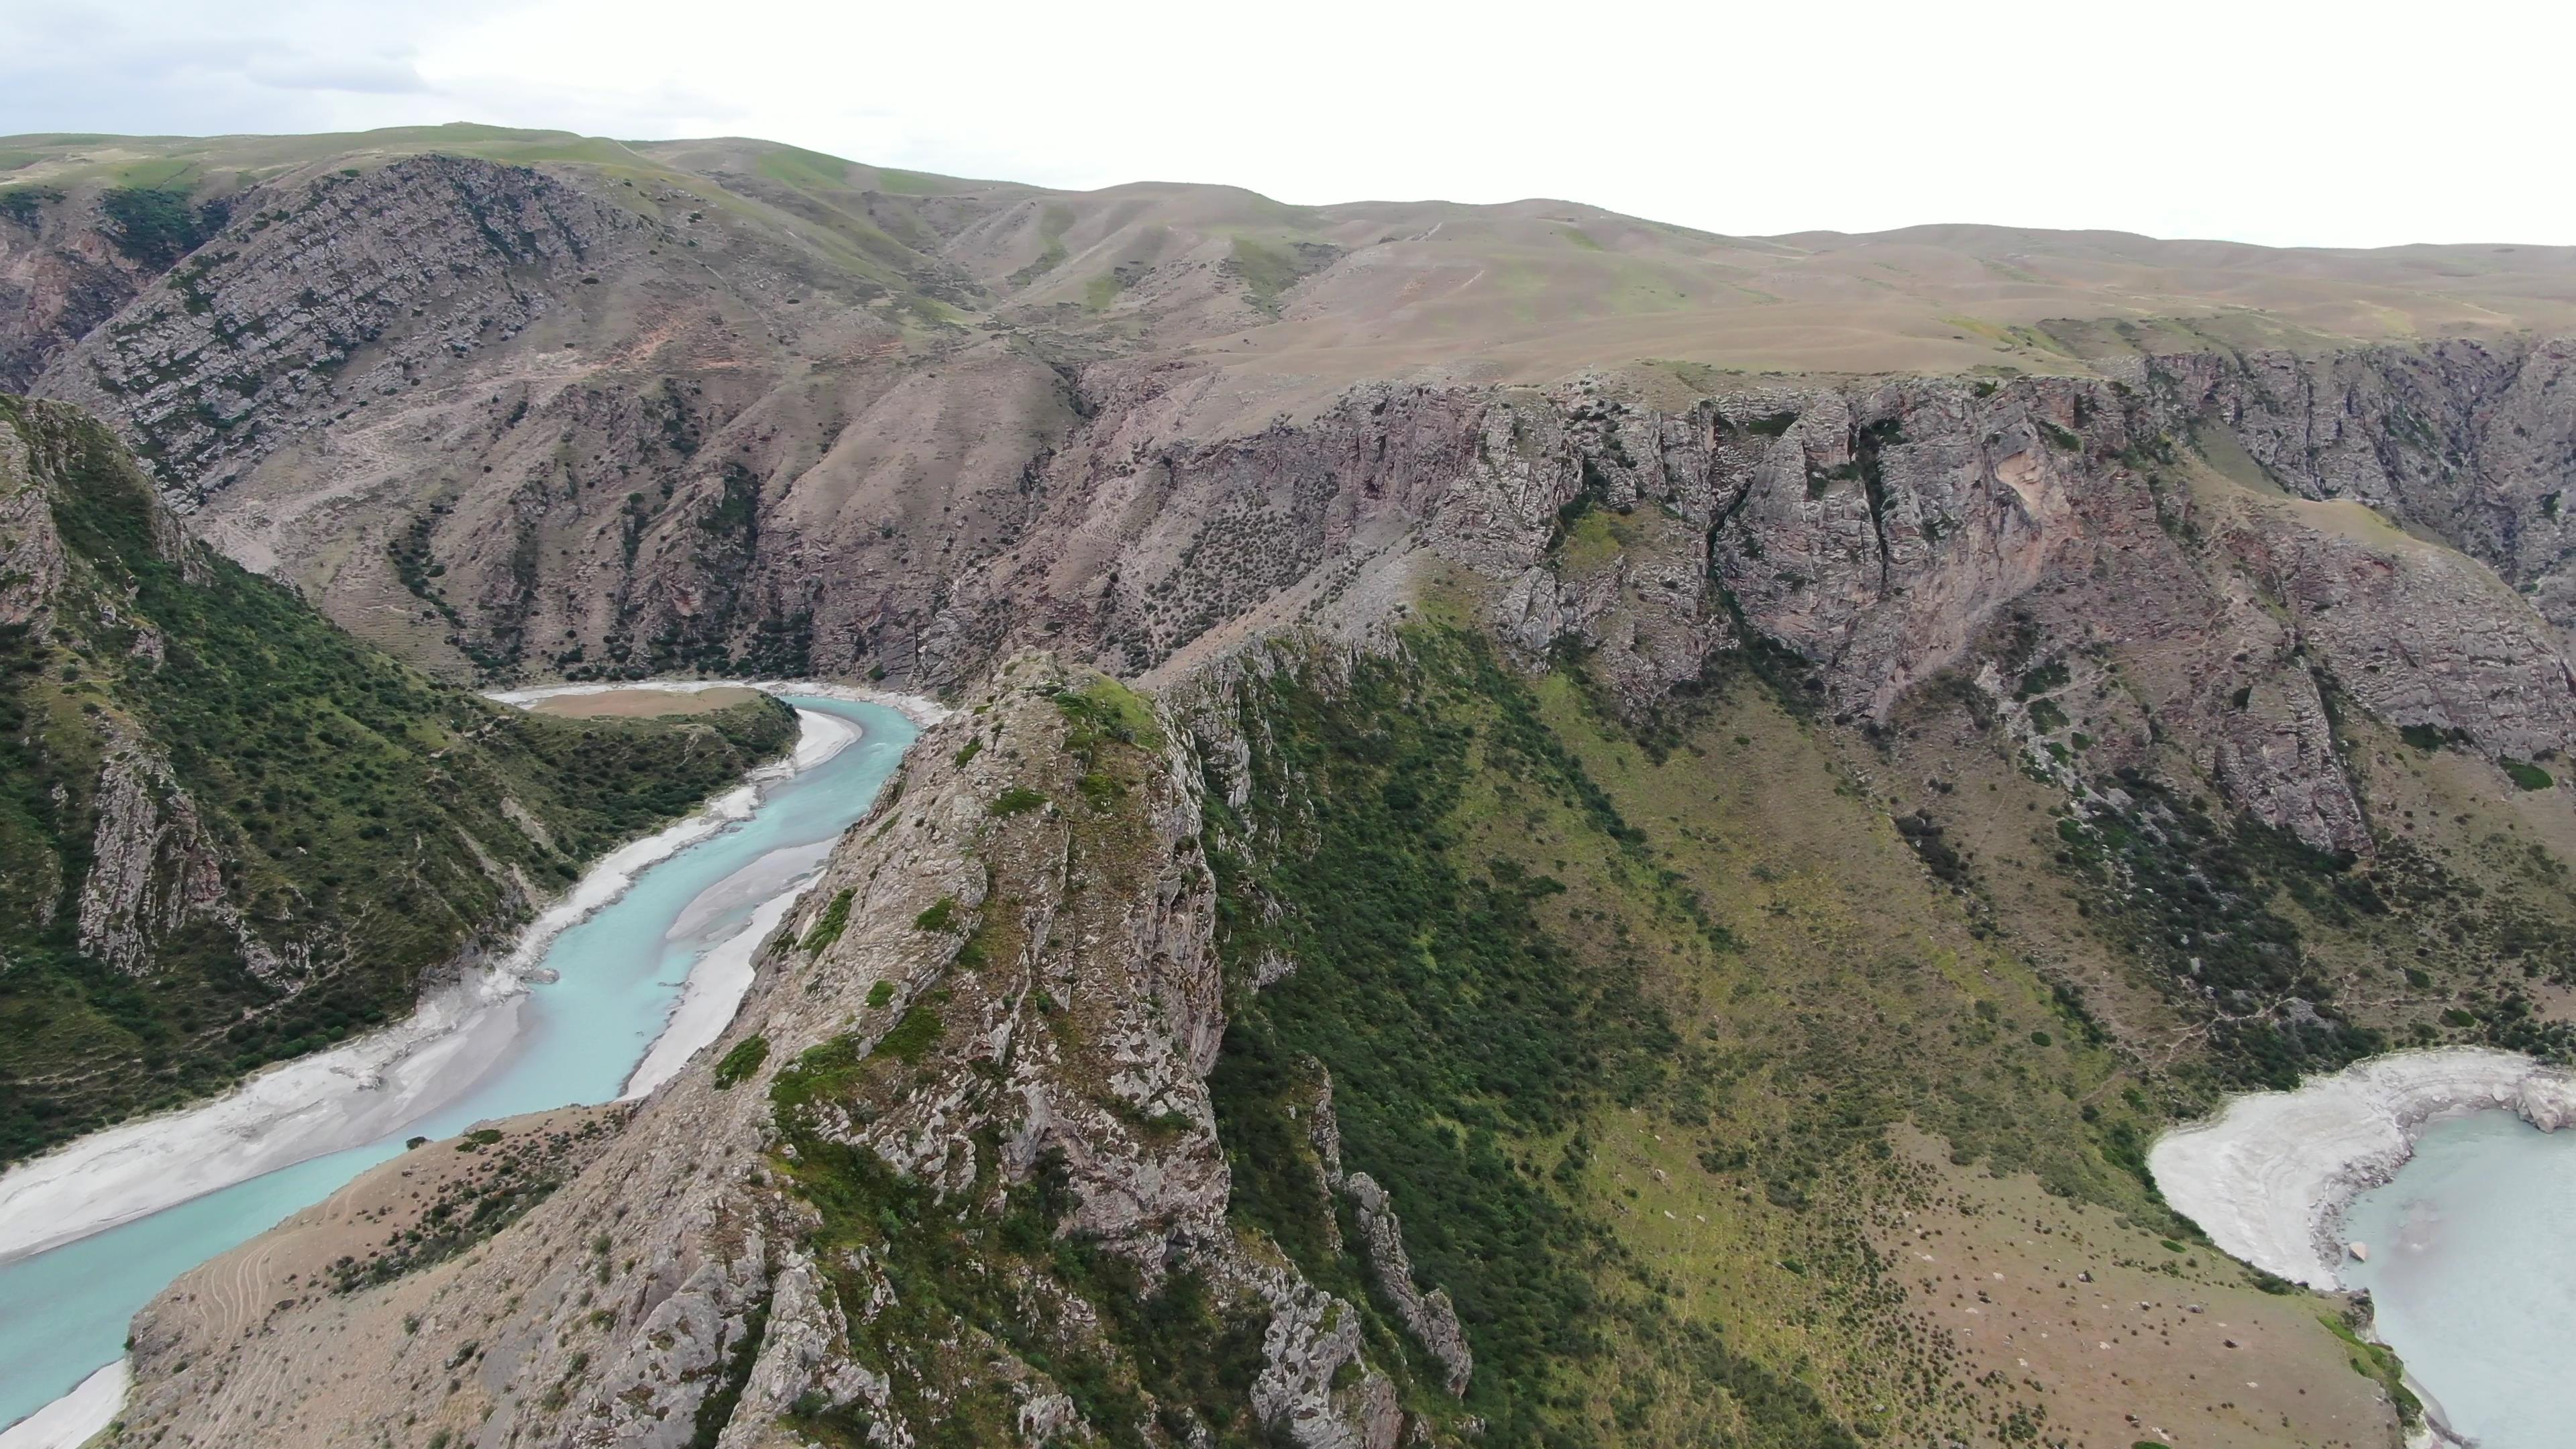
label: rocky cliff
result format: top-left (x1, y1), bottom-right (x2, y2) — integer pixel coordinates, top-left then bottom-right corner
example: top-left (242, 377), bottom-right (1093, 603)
top-left (11, 136), bottom-right (2576, 784)
top-left (31, 147), bottom-right (2572, 861)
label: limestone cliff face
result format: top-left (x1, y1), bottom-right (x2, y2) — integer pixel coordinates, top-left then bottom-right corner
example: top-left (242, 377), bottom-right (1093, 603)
top-left (2155, 337), bottom-right (2576, 627)
top-left (72, 733), bottom-right (233, 975)
top-left (21, 152), bottom-right (1068, 684)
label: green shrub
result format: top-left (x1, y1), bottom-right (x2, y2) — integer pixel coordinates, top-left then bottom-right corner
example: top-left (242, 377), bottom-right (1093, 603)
top-left (801, 888), bottom-right (855, 953)
top-left (2503, 757), bottom-right (2554, 790)
top-left (871, 1004), bottom-right (943, 1064)
top-left (1205, 631), bottom-right (1851, 1447)
top-left (99, 186), bottom-right (219, 267)
top-left (712, 1035), bottom-right (769, 1089)
top-left (865, 980), bottom-right (896, 1010)
top-left (989, 787), bottom-right (1048, 816)
top-left (913, 897), bottom-right (957, 932)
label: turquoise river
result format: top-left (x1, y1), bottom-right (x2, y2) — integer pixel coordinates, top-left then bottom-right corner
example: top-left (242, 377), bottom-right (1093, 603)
top-left (0, 694), bottom-right (914, 1433)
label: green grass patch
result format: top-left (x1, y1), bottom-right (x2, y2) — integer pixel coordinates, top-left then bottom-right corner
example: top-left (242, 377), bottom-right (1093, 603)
top-left (712, 1035), bottom-right (769, 1089)
top-left (871, 1003), bottom-right (944, 1064)
top-left (802, 888), bottom-right (857, 953)
top-left (2503, 757), bottom-right (2554, 791)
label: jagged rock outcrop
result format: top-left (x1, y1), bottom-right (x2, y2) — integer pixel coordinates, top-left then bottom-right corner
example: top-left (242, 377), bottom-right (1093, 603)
top-left (2153, 338), bottom-right (2576, 628)
top-left (73, 735), bottom-right (229, 974)
top-left (926, 356), bottom-right (2570, 850)
top-left (1344, 1173), bottom-right (1474, 1398)
top-left (0, 411), bottom-right (66, 630)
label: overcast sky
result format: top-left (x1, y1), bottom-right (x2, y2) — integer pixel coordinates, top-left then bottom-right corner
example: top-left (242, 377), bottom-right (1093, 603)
top-left (2, 0), bottom-right (2563, 248)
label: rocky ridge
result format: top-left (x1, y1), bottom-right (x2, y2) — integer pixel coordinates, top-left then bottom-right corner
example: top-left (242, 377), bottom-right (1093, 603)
top-left (111, 657), bottom-right (1471, 1448)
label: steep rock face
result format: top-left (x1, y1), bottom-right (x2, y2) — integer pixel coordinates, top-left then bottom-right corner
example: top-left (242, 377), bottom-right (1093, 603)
top-left (73, 733), bottom-right (231, 975)
top-left (2155, 337), bottom-right (2576, 629)
top-left (28, 154), bottom-right (1075, 684)
top-left (25, 152), bottom-right (2567, 843)
top-left (38, 156), bottom-right (641, 499)
top-left (0, 413), bottom-right (68, 629)
top-left (927, 359), bottom-right (2566, 850)
top-left (1342, 1173), bottom-right (1473, 1397)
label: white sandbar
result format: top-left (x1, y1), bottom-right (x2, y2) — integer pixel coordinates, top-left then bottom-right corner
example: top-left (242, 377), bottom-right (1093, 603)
top-left (2147, 1047), bottom-right (2576, 1289)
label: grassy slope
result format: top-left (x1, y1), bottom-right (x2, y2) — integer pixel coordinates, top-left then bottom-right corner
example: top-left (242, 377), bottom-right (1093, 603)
top-left (1203, 631), bottom-right (2406, 1448)
top-left (0, 397), bottom-right (799, 1163)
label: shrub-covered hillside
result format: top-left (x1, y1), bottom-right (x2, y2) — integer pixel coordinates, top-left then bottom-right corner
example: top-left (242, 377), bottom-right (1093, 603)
top-left (0, 396), bottom-right (798, 1163)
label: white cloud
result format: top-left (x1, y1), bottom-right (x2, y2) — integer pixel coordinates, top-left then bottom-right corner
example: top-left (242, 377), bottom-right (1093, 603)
top-left (3, 0), bottom-right (2567, 248)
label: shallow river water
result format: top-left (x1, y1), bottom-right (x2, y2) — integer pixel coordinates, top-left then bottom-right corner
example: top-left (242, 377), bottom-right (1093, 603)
top-left (2339, 1108), bottom-right (2576, 1448)
top-left (0, 694), bottom-right (914, 1433)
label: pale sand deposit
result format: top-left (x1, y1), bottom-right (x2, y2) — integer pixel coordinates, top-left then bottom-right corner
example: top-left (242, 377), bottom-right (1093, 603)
top-left (490, 677), bottom-right (950, 729)
top-left (2147, 1047), bottom-right (2576, 1289)
top-left (619, 842), bottom-right (825, 1101)
top-left (0, 1362), bottom-right (125, 1449)
top-left (525, 684), bottom-right (761, 717)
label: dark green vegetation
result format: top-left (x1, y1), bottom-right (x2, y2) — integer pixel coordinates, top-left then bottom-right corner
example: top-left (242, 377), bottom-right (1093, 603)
top-left (800, 888), bottom-right (855, 953)
top-left (1205, 633), bottom-right (1869, 1448)
top-left (2025, 757), bottom-right (2576, 1088)
top-left (2324, 1311), bottom-right (2423, 1428)
top-left (711, 1035), bottom-right (769, 1089)
top-left (97, 186), bottom-right (226, 268)
top-left (0, 185), bottom-right (62, 229)
top-left (2047, 773), bottom-right (2392, 1089)
top-left (0, 398), bottom-right (798, 1163)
